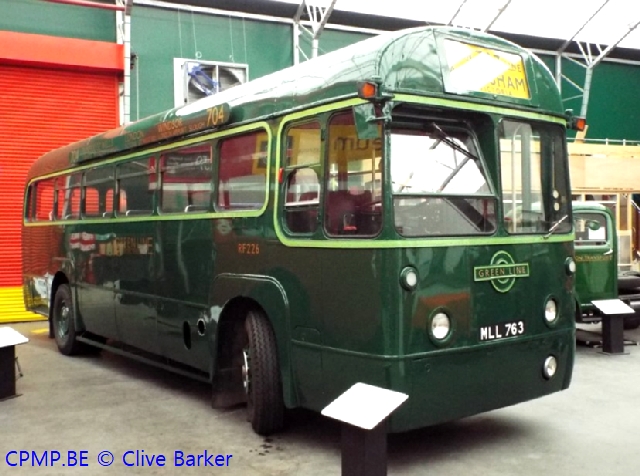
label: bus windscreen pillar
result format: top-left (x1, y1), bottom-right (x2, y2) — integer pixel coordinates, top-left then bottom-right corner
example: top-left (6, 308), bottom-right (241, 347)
top-left (592, 299), bottom-right (634, 354)
top-left (322, 383), bottom-right (408, 476)
top-left (0, 327), bottom-right (29, 400)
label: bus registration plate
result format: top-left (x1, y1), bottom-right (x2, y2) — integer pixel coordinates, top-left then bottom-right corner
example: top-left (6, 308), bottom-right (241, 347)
top-left (479, 321), bottom-right (524, 341)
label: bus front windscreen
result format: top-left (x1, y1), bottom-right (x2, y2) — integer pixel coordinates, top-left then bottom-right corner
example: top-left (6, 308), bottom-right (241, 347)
top-left (500, 120), bottom-right (571, 235)
top-left (390, 123), bottom-right (496, 237)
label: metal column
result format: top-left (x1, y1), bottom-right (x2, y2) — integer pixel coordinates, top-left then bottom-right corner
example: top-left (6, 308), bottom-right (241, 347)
top-left (293, 0), bottom-right (337, 64)
top-left (555, 1), bottom-right (640, 119)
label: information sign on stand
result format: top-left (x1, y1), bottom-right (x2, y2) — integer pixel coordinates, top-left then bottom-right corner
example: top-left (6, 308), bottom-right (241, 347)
top-left (322, 383), bottom-right (408, 476)
top-left (592, 299), bottom-right (634, 354)
top-left (0, 327), bottom-right (29, 400)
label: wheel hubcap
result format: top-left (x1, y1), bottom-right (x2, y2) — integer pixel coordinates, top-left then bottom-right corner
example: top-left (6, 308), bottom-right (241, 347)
top-left (241, 348), bottom-right (251, 394)
top-left (57, 303), bottom-right (70, 340)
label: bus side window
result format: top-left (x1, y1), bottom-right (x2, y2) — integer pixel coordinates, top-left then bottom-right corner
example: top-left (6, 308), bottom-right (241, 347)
top-left (217, 130), bottom-right (268, 210)
top-left (84, 167), bottom-right (115, 218)
top-left (283, 122), bottom-right (321, 234)
top-left (60, 173), bottom-right (81, 220)
top-left (34, 178), bottom-right (56, 221)
top-left (117, 158), bottom-right (155, 216)
top-left (160, 143), bottom-right (213, 213)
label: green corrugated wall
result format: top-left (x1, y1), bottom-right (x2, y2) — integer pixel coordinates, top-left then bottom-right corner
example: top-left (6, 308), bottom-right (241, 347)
top-left (540, 55), bottom-right (640, 141)
top-left (2, 0), bottom-right (115, 42)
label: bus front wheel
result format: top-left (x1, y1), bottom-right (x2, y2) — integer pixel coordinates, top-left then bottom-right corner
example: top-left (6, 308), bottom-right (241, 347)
top-left (242, 310), bottom-right (284, 435)
top-left (52, 284), bottom-right (84, 356)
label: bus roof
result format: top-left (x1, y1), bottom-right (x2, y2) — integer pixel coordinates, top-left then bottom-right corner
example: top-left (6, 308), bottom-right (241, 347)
top-left (28, 26), bottom-right (564, 180)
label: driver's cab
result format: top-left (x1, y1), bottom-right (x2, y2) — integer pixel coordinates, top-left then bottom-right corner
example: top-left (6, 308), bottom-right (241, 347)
top-left (572, 201), bottom-right (617, 319)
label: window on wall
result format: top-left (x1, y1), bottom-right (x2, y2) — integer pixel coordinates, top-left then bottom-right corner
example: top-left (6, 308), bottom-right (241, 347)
top-left (160, 144), bottom-right (213, 213)
top-left (325, 111), bottom-right (383, 236)
top-left (117, 158), bottom-right (155, 216)
top-left (34, 178), bottom-right (56, 221)
top-left (84, 167), bottom-right (115, 218)
top-left (283, 122), bottom-right (322, 234)
top-left (174, 59), bottom-right (248, 106)
top-left (217, 130), bottom-right (268, 211)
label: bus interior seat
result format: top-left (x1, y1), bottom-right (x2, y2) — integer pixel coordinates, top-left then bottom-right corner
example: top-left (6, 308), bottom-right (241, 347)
top-left (325, 190), bottom-right (358, 235)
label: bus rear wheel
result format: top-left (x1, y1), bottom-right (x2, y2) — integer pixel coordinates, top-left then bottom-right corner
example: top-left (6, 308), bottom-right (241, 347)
top-left (52, 284), bottom-right (85, 356)
top-left (242, 310), bottom-right (284, 435)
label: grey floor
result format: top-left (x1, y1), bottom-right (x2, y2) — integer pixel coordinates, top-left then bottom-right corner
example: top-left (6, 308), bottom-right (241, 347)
top-left (1, 320), bottom-right (639, 475)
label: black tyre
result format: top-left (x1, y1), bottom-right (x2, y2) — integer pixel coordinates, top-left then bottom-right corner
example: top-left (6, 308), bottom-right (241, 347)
top-left (623, 316), bottom-right (640, 330)
top-left (52, 284), bottom-right (85, 355)
top-left (618, 272), bottom-right (640, 292)
top-left (242, 310), bottom-right (284, 435)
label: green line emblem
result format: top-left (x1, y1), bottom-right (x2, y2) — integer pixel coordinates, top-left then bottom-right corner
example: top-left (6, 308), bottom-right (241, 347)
top-left (474, 250), bottom-right (529, 293)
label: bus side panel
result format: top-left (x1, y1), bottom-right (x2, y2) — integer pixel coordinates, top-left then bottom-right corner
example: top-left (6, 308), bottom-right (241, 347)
top-left (156, 220), bottom-right (214, 371)
top-left (73, 223), bottom-right (119, 340)
top-left (265, 242), bottom-right (326, 409)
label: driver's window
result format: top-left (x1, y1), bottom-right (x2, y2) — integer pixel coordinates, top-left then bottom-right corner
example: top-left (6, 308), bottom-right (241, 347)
top-left (324, 111), bottom-right (382, 237)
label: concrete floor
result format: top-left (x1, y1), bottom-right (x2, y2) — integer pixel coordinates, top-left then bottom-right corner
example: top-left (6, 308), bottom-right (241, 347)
top-left (1, 321), bottom-right (639, 475)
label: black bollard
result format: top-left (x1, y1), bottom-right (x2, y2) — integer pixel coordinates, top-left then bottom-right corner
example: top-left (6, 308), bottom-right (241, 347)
top-left (601, 314), bottom-right (626, 354)
top-left (0, 346), bottom-right (17, 400)
top-left (341, 419), bottom-right (387, 476)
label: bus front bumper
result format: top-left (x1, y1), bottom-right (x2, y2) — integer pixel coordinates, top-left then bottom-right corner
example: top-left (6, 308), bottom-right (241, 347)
top-left (317, 328), bottom-right (574, 433)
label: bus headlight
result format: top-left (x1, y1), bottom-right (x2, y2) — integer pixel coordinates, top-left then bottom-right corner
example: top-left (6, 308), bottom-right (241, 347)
top-left (544, 298), bottom-right (558, 324)
top-left (400, 267), bottom-right (418, 291)
top-left (431, 312), bottom-right (451, 340)
top-left (543, 355), bottom-right (557, 379)
top-left (565, 257), bottom-right (576, 276)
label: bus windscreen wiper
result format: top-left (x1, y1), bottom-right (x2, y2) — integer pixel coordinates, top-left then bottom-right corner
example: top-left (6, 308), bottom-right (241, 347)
top-left (429, 123), bottom-right (481, 193)
top-left (544, 214), bottom-right (569, 239)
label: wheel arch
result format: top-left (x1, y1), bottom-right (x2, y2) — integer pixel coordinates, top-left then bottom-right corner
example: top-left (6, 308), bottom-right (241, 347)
top-left (210, 274), bottom-right (296, 408)
top-left (48, 271), bottom-right (70, 338)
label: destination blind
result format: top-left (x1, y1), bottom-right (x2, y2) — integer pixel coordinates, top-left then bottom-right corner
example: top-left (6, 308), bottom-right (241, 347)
top-left (443, 39), bottom-right (531, 99)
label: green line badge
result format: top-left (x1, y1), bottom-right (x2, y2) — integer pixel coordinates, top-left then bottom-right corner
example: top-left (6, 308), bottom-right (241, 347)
top-left (474, 250), bottom-right (529, 293)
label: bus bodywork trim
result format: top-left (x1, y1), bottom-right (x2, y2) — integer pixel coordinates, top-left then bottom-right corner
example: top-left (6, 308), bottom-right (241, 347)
top-left (292, 325), bottom-right (574, 360)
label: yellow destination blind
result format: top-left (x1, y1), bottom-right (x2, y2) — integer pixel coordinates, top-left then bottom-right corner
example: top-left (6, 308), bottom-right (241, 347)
top-left (444, 40), bottom-right (530, 99)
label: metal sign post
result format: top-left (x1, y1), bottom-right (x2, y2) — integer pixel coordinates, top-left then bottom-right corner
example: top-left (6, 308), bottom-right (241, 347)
top-left (592, 299), bottom-right (634, 354)
top-left (0, 327), bottom-right (28, 400)
top-left (322, 382), bottom-right (408, 476)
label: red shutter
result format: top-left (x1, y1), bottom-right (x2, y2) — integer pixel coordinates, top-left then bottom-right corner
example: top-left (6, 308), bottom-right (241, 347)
top-left (0, 64), bottom-right (118, 288)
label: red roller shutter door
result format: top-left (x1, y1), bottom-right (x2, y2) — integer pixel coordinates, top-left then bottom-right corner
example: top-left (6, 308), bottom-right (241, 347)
top-left (0, 64), bottom-right (118, 287)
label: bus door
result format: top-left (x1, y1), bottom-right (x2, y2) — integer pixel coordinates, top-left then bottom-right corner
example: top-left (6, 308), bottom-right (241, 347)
top-left (573, 210), bottom-right (616, 303)
top-left (113, 159), bottom-right (159, 354)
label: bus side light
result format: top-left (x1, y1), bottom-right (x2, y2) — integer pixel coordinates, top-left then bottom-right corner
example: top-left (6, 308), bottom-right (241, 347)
top-left (571, 116), bottom-right (586, 131)
top-left (278, 168), bottom-right (284, 184)
top-left (357, 81), bottom-right (378, 100)
top-left (400, 266), bottom-right (418, 291)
